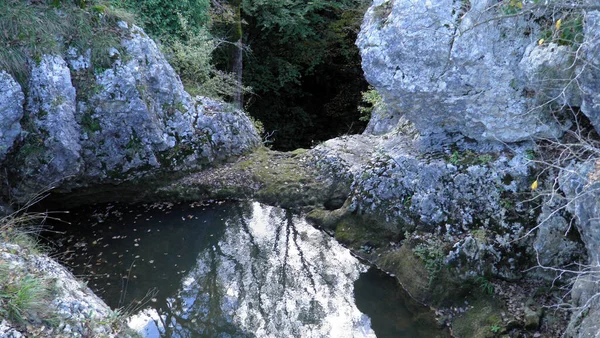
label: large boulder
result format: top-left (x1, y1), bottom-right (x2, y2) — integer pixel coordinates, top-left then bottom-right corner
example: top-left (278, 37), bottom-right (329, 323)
top-left (311, 132), bottom-right (536, 280)
top-left (555, 161), bottom-right (600, 338)
top-left (580, 11), bottom-right (600, 134)
top-left (0, 23), bottom-right (260, 201)
top-left (26, 55), bottom-right (82, 188)
top-left (0, 71), bottom-right (24, 161)
top-left (357, 0), bottom-right (599, 145)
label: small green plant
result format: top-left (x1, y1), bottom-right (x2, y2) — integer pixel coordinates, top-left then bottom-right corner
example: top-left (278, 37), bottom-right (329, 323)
top-left (478, 154), bottom-right (493, 165)
top-left (475, 276), bottom-right (495, 295)
top-left (82, 111), bottom-right (102, 134)
top-left (372, 0), bottom-right (393, 21)
top-left (414, 240), bottom-right (446, 286)
top-left (525, 149), bottom-right (536, 161)
top-left (501, 0), bottom-right (523, 15)
top-left (402, 194), bottom-right (413, 208)
top-left (447, 150), bottom-right (495, 166)
top-left (539, 14), bottom-right (584, 48)
top-left (500, 198), bottom-right (513, 210)
top-left (449, 151), bottom-right (460, 165)
top-left (490, 324), bottom-right (502, 333)
top-left (358, 86), bottom-right (384, 122)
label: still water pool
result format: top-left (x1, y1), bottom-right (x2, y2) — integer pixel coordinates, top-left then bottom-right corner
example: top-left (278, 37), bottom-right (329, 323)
top-left (48, 201), bottom-right (448, 338)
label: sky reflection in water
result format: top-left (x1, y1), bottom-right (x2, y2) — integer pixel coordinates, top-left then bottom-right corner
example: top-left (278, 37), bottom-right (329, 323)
top-left (50, 201), bottom-right (446, 338)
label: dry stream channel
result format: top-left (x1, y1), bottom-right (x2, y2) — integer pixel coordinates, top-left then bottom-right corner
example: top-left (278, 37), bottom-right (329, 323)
top-left (46, 200), bottom-right (449, 338)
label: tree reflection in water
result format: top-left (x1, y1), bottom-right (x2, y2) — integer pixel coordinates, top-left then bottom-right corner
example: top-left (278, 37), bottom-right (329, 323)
top-left (129, 202), bottom-right (375, 338)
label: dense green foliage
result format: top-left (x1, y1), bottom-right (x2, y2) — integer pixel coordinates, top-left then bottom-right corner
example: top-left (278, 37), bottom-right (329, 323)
top-left (111, 0), bottom-right (210, 39)
top-left (110, 0), bottom-right (240, 98)
top-left (234, 0), bottom-right (370, 149)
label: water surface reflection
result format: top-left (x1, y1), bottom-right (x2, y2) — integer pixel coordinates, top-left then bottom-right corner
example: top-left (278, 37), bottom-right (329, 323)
top-left (49, 201), bottom-right (446, 337)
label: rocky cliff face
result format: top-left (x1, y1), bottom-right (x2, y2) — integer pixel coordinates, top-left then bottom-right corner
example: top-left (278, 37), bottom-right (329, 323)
top-left (357, 0), bottom-right (599, 147)
top-left (556, 162), bottom-right (600, 338)
top-left (325, 1), bottom-right (600, 336)
top-left (0, 22), bottom-right (260, 203)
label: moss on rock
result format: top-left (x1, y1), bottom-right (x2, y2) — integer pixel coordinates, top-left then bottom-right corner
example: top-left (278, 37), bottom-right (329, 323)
top-left (451, 297), bottom-right (507, 338)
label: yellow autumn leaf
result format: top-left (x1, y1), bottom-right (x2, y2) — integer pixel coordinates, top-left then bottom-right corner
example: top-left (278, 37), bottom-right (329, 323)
top-left (516, 1), bottom-right (523, 9)
top-left (531, 179), bottom-right (539, 190)
top-left (538, 38), bottom-right (544, 46)
top-left (556, 19), bottom-right (562, 30)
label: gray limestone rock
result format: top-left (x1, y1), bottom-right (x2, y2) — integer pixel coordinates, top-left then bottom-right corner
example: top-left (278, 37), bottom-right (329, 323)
top-left (534, 203), bottom-right (584, 268)
top-left (559, 161), bottom-right (600, 264)
top-left (311, 132), bottom-right (535, 278)
top-left (356, 0), bottom-right (589, 145)
top-left (0, 24), bottom-right (260, 201)
top-left (0, 71), bottom-right (24, 161)
top-left (25, 55), bottom-right (82, 189)
top-left (557, 161), bottom-right (600, 337)
top-left (523, 303), bottom-right (542, 330)
top-left (580, 11), bottom-right (600, 135)
top-left (0, 241), bottom-right (136, 337)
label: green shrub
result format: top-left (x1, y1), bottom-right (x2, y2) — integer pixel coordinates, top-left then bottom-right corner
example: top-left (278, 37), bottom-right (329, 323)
top-left (539, 14), bottom-right (584, 48)
top-left (164, 29), bottom-right (214, 86)
top-left (358, 86), bottom-right (384, 122)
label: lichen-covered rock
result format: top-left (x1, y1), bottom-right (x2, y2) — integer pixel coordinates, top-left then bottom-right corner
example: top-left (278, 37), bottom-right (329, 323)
top-left (311, 132), bottom-right (536, 279)
top-left (363, 105), bottom-right (409, 137)
top-left (580, 11), bottom-right (600, 135)
top-left (557, 160), bottom-right (600, 338)
top-left (0, 242), bottom-right (136, 337)
top-left (0, 23), bottom-right (260, 201)
top-left (356, 0), bottom-right (600, 145)
top-left (0, 71), bottom-right (24, 161)
top-left (533, 203), bottom-right (585, 268)
top-left (25, 55), bottom-right (82, 188)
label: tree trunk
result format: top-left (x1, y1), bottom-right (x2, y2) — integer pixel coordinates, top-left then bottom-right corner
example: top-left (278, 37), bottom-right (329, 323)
top-left (231, 0), bottom-right (243, 110)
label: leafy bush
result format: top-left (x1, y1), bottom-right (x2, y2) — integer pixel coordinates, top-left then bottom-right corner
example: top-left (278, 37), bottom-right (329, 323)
top-left (358, 86), bottom-right (384, 122)
top-left (162, 27), bottom-right (214, 88)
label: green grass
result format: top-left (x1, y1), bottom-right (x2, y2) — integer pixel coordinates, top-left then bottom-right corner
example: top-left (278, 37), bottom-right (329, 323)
top-left (0, 0), bottom-right (134, 86)
top-left (0, 263), bottom-right (53, 324)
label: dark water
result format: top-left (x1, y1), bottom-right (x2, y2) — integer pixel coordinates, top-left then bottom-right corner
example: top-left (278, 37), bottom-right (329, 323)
top-left (46, 201), bottom-right (448, 338)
